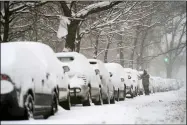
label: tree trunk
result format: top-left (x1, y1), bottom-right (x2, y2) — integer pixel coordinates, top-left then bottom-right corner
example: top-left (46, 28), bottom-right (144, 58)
top-left (93, 35), bottom-right (99, 59)
top-left (65, 20), bottom-right (80, 51)
top-left (2, 1), bottom-right (10, 42)
top-left (75, 40), bottom-right (81, 52)
top-left (104, 41), bottom-right (111, 63)
top-left (130, 27), bottom-right (139, 68)
top-left (119, 48), bottom-right (124, 67)
top-left (137, 29), bottom-right (148, 70)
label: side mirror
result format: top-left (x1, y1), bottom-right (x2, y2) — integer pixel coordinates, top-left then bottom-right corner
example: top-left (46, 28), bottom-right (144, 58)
top-left (109, 72), bottom-right (113, 77)
top-left (95, 69), bottom-right (100, 75)
top-left (63, 66), bottom-right (70, 73)
top-left (128, 75), bottom-right (131, 79)
top-left (100, 75), bottom-right (103, 80)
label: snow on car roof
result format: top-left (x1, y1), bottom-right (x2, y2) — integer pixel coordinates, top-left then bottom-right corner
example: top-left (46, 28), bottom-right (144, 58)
top-left (105, 63), bottom-right (125, 76)
top-left (1, 41), bottom-right (62, 74)
top-left (56, 52), bottom-right (95, 76)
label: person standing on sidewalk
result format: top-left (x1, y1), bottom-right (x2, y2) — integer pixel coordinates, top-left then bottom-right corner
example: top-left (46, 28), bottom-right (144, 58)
top-left (141, 70), bottom-right (150, 95)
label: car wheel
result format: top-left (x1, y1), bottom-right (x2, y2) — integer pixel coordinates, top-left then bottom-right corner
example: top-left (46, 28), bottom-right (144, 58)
top-left (59, 92), bottom-right (71, 110)
top-left (82, 90), bottom-right (92, 106)
top-left (115, 89), bottom-right (120, 101)
top-left (103, 88), bottom-right (110, 104)
top-left (51, 92), bottom-right (58, 115)
top-left (130, 88), bottom-right (134, 98)
top-left (110, 88), bottom-right (115, 104)
top-left (103, 95), bottom-right (110, 104)
top-left (24, 94), bottom-right (34, 120)
top-left (95, 89), bottom-right (103, 105)
top-left (124, 85), bottom-right (126, 100)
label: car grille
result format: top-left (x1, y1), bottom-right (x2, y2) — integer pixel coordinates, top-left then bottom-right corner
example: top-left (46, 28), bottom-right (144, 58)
top-left (126, 86), bottom-right (131, 89)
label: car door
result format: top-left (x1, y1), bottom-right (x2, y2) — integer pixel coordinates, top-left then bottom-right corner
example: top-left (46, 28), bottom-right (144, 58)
top-left (58, 66), bottom-right (69, 101)
top-left (42, 71), bottom-right (56, 107)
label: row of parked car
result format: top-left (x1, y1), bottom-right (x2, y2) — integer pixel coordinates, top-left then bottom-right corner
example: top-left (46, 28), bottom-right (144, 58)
top-left (1, 42), bottom-right (184, 120)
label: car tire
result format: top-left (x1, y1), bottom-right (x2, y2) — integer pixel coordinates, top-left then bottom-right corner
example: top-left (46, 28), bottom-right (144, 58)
top-left (124, 85), bottom-right (126, 100)
top-left (103, 95), bottom-right (110, 104)
top-left (110, 88), bottom-right (115, 104)
top-left (95, 89), bottom-right (103, 105)
top-left (103, 88), bottom-right (110, 104)
top-left (130, 88), bottom-right (134, 98)
top-left (24, 94), bottom-right (34, 120)
top-left (120, 85), bottom-right (126, 101)
top-left (59, 92), bottom-right (71, 110)
top-left (115, 89), bottom-right (120, 101)
top-left (82, 90), bottom-right (92, 106)
top-left (50, 92), bottom-right (58, 116)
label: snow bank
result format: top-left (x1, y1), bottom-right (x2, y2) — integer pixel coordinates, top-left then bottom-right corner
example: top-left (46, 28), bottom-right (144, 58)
top-left (2, 85), bottom-right (185, 124)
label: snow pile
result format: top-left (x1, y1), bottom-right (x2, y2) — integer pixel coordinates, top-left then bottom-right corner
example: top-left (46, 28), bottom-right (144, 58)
top-left (149, 76), bottom-right (184, 93)
top-left (2, 85), bottom-right (186, 124)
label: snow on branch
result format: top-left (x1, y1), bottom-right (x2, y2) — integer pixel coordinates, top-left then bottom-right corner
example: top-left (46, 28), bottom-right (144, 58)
top-left (75, 1), bottom-right (122, 18)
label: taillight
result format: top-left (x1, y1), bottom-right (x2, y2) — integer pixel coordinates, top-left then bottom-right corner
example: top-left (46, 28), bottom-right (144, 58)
top-left (1, 74), bottom-right (10, 81)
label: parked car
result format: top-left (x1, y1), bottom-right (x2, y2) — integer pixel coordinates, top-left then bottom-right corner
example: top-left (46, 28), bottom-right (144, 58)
top-left (105, 63), bottom-right (126, 101)
top-left (88, 59), bottom-right (115, 104)
top-left (23, 42), bottom-right (71, 111)
top-left (1, 42), bottom-right (59, 120)
top-left (124, 68), bottom-right (135, 98)
top-left (57, 63), bottom-right (71, 110)
top-left (137, 71), bottom-right (144, 95)
top-left (56, 52), bottom-right (101, 106)
top-left (131, 69), bottom-right (139, 96)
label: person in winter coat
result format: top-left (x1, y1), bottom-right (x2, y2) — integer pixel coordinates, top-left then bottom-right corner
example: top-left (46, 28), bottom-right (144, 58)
top-left (141, 70), bottom-right (150, 95)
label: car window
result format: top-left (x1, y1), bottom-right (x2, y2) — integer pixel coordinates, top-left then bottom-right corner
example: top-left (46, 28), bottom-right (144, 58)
top-left (58, 57), bottom-right (74, 62)
top-left (89, 61), bottom-right (97, 64)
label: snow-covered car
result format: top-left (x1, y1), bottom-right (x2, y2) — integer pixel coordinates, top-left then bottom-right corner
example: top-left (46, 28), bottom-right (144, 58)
top-left (124, 68), bottom-right (135, 98)
top-left (1, 42), bottom-right (59, 120)
top-left (88, 59), bottom-right (115, 104)
top-left (131, 69), bottom-right (140, 96)
top-left (57, 64), bottom-right (71, 110)
top-left (105, 63), bottom-right (126, 101)
top-left (21, 42), bottom-right (71, 110)
top-left (56, 52), bottom-right (101, 106)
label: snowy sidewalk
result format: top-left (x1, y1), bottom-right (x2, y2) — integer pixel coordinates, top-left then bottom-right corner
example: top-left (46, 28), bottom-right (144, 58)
top-left (2, 86), bottom-right (186, 124)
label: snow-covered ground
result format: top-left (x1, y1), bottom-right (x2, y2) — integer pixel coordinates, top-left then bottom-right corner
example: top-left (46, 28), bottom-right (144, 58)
top-left (2, 85), bottom-right (186, 124)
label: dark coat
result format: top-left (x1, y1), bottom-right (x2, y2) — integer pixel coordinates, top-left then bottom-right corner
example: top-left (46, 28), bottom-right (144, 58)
top-left (141, 73), bottom-right (150, 86)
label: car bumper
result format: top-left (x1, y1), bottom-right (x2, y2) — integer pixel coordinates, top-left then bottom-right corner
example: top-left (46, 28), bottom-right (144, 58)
top-left (126, 87), bottom-right (132, 94)
top-left (69, 85), bottom-right (89, 104)
top-left (0, 89), bottom-right (26, 120)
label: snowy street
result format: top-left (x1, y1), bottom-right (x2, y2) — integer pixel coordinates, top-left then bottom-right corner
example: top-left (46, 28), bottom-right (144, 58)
top-left (2, 85), bottom-right (186, 124)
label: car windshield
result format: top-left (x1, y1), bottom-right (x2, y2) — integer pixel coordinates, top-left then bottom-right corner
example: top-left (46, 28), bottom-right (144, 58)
top-left (89, 61), bottom-right (97, 64)
top-left (58, 57), bottom-right (74, 62)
